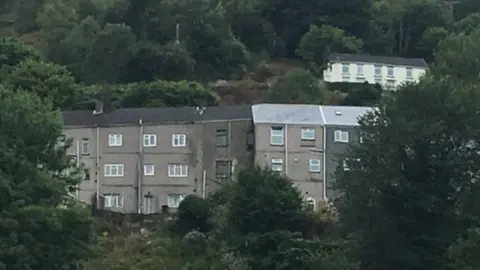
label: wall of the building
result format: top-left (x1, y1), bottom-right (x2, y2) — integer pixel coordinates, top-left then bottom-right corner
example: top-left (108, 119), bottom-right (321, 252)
top-left (254, 123), bottom-right (325, 203)
top-left (324, 125), bottom-right (361, 199)
top-left (323, 61), bottom-right (427, 90)
top-left (64, 119), bottom-right (253, 213)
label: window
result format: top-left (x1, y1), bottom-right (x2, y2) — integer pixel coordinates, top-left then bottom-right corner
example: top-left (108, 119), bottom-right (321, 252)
top-left (143, 195), bottom-right (154, 214)
top-left (406, 67), bottom-right (413, 78)
top-left (143, 134), bottom-right (157, 147)
top-left (81, 138), bottom-right (89, 155)
top-left (306, 197), bottom-right (316, 211)
top-left (334, 130), bottom-right (349, 143)
top-left (341, 75), bottom-right (350, 82)
top-left (375, 77), bottom-right (382, 84)
top-left (172, 134), bottom-right (186, 147)
top-left (301, 128), bottom-right (315, 140)
top-left (215, 160), bottom-right (232, 181)
top-left (357, 63), bottom-right (364, 75)
top-left (374, 65), bottom-right (382, 76)
top-left (271, 158), bottom-right (283, 172)
top-left (167, 194), bottom-right (186, 208)
top-left (309, 159), bottom-right (321, 172)
top-left (144, 164), bottom-right (155, 176)
top-left (104, 164), bottom-right (124, 177)
top-left (216, 129), bottom-right (228, 147)
top-left (168, 164), bottom-right (188, 177)
top-left (342, 63), bottom-right (350, 73)
top-left (386, 79), bottom-right (395, 90)
top-left (270, 126), bottom-right (284, 145)
top-left (343, 159), bottom-right (350, 171)
top-left (387, 66), bottom-right (394, 77)
top-left (108, 134), bottom-right (122, 146)
top-left (84, 169), bottom-right (90, 181)
top-left (104, 193), bottom-right (123, 208)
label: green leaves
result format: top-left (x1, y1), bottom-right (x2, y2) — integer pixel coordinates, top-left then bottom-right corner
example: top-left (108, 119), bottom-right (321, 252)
top-left (264, 70), bottom-right (327, 104)
top-left (335, 76), bottom-right (480, 270)
top-left (0, 86), bottom-right (94, 270)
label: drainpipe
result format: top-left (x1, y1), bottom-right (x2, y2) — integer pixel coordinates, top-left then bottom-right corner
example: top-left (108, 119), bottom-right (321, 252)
top-left (227, 120), bottom-right (232, 180)
top-left (323, 127), bottom-right (327, 201)
top-left (202, 170), bottom-right (207, 198)
top-left (284, 124), bottom-right (288, 176)
top-left (95, 125), bottom-right (100, 208)
top-left (138, 119), bottom-right (144, 213)
top-left (75, 140), bottom-right (80, 200)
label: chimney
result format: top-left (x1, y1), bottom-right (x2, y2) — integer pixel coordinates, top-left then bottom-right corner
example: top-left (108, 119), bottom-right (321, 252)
top-left (93, 99), bottom-right (103, 115)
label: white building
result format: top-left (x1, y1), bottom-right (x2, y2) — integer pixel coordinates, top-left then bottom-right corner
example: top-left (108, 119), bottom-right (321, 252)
top-left (323, 53), bottom-right (428, 90)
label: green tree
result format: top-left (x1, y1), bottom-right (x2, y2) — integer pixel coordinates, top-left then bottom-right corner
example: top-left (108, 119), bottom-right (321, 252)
top-left (335, 76), bottom-right (480, 270)
top-left (296, 24), bottom-right (363, 70)
top-left (173, 195), bottom-right (212, 235)
top-left (447, 228), bottom-right (480, 270)
top-left (5, 59), bottom-right (87, 109)
top-left (118, 80), bottom-right (220, 108)
top-left (0, 86), bottom-right (95, 270)
top-left (83, 23), bottom-right (136, 84)
top-left (434, 29), bottom-right (480, 81)
top-left (264, 70), bottom-right (326, 104)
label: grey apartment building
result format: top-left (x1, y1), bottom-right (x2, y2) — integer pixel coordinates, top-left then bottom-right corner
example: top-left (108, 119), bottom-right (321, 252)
top-left (62, 105), bottom-right (253, 214)
top-left (320, 105), bottom-right (373, 199)
top-left (251, 104), bottom-right (326, 210)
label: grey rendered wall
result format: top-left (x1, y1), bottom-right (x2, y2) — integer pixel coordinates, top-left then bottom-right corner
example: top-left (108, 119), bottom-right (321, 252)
top-left (324, 125), bottom-right (361, 199)
top-left (254, 123), bottom-right (326, 203)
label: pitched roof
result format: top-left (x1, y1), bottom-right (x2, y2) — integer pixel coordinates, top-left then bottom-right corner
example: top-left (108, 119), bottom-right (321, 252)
top-left (252, 104), bottom-right (325, 125)
top-left (319, 105), bottom-right (373, 126)
top-left (328, 53), bottom-right (428, 68)
top-left (62, 105), bottom-right (252, 127)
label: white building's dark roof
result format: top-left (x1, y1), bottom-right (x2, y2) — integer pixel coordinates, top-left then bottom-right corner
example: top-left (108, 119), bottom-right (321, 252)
top-left (328, 53), bottom-right (428, 68)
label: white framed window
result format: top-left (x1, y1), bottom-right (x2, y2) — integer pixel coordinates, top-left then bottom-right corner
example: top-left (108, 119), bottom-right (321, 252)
top-left (343, 159), bottom-right (350, 171)
top-left (143, 195), bottom-right (154, 214)
top-left (342, 63), bottom-right (349, 74)
top-left (104, 164), bottom-right (124, 177)
top-left (143, 134), bottom-right (157, 147)
top-left (144, 164), bottom-right (155, 176)
top-left (309, 159), bottom-right (321, 172)
top-left (81, 138), bottom-right (89, 155)
top-left (374, 65), bottom-right (382, 76)
top-left (406, 67), bottom-right (413, 78)
top-left (375, 78), bottom-right (382, 84)
top-left (167, 194), bottom-right (186, 208)
top-left (386, 79), bottom-right (396, 90)
top-left (334, 130), bottom-right (349, 143)
top-left (341, 76), bottom-right (350, 82)
top-left (104, 193), bottom-right (123, 208)
top-left (168, 164), bottom-right (188, 177)
top-left (357, 63), bottom-right (364, 75)
top-left (108, 134), bottom-right (122, 146)
top-left (270, 126), bottom-right (284, 145)
top-left (271, 158), bottom-right (283, 172)
top-left (301, 128), bottom-right (315, 140)
top-left (172, 134), bottom-right (186, 147)
top-left (387, 66), bottom-right (394, 77)
top-left (306, 197), bottom-right (316, 211)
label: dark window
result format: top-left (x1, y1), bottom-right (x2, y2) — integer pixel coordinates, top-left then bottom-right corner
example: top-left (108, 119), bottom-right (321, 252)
top-left (84, 169), bottom-right (90, 180)
top-left (216, 129), bottom-right (228, 147)
top-left (215, 160), bottom-right (232, 181)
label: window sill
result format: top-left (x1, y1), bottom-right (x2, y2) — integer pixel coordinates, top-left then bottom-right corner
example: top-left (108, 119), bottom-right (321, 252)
top-left (270, 144), bottom-right (285, 146)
